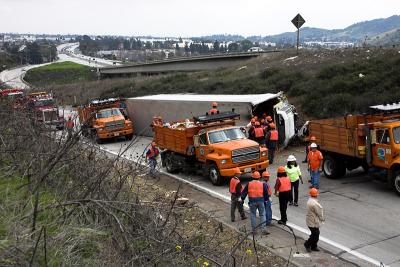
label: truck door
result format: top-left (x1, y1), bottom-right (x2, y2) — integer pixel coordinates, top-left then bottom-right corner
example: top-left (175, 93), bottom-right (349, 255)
top-left (196, 133), bottom-right (208, 163)
top-left (371, 128), bottom-right (392, 168)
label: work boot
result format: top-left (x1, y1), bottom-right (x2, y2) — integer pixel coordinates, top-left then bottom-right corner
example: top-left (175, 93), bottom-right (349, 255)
top-left (311, 247), bottom-right (320, 252)
top-left (294, 203), bottom-right (299, 207)
top-left (304, 242), bottom-right (312, 253)
top-left (231, 218), bottom-right (235, 222)
top-left (278, 220), bottom-right (286, 225)
top-left (289, 202), bottom-right (293, 206)
top-left (241, 216), bottom-right (247, 220)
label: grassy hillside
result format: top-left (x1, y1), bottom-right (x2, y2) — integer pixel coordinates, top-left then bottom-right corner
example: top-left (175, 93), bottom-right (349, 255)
top-left (24, 61), bottom-right (97, 87)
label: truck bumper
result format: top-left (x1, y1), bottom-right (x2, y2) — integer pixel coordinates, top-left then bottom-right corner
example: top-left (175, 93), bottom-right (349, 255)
top-left (219, 160), bottom-right (269, 177)
top-left (98, 127), bottom-right (134, 139)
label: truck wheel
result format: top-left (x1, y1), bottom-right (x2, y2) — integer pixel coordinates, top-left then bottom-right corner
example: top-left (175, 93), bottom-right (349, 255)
top-left (125, 134), bottom-right (133, 141)
top-left (165, 153), bottom-right (177, 173)
top-left (209, 164), bottom-right (223, 186)
top-left (323, 155), bottom-right (345, 179)
top-left (393, 171), bottom-right (400, 196)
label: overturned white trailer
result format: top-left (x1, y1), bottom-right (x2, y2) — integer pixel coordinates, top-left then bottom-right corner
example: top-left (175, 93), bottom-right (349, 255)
top-left (125, 92), bottom-right (297, 146)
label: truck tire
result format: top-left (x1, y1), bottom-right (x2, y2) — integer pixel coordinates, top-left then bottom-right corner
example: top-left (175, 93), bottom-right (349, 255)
top-left (392, 171), bottom-right (400, 196)
top-left (209, 164), bottom-right (223, 186)
top-left (323, 155), bottom-right (346, 179)
top-left (164, 153), bottom-right (178, 173)
top-left (125, 134), bottom-right (133, 141)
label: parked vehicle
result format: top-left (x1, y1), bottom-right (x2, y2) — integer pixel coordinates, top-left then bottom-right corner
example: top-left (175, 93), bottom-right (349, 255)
top-left (153, 111), bottom-right (269, 185)
top-left (77, 98), bottom-right (134, 143)
top-left (308, 103), bottom-right (400, 195)
top-left (126, 92), bottom-right (297, 147)
top-left (26, 91), bottom-right (64, 130)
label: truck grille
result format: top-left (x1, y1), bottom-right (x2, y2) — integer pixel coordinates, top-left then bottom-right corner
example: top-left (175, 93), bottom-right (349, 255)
top-left (232, 146), bottom-right (260, 163)
top-left (43, 110), bottom-right (58, 122)
top-left (105, 120), bottom-right (125, 130)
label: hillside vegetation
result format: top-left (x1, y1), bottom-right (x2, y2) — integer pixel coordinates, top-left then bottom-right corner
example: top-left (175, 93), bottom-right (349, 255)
top-left (43, 48), bottom-right (400, 119)
top-left (24, 61), bottom-right (97, 87)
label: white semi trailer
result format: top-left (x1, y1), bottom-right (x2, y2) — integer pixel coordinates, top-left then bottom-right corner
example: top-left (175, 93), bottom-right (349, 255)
top-left (125, 92), bottom-right (297, 147)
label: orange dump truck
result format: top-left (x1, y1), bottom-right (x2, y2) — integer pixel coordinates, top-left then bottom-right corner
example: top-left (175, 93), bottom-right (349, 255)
top-left (77, 98), bottom-right (134, 143)
top-left (309, 103), bottom-right (400, 195)
top-left (153, 111), bottom-right (269, 185)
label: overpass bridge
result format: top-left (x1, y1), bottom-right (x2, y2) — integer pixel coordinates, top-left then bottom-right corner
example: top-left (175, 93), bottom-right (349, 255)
top-left (98, 51), bottom-right (280, 77)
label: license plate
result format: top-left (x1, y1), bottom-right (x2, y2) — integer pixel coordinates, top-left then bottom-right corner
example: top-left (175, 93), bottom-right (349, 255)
top-left (244, 168), bottom-right (252, 173)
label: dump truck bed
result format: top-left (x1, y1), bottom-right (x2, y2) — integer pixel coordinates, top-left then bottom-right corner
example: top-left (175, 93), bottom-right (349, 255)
top-left (309, 116), bottom-right (367, 158)
top-left (153, 118), bottom-right (236, 155)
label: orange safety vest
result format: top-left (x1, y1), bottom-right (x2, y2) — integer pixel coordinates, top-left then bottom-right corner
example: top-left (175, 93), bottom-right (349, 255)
top-left (254, 127), bottom-right (264, 138)
top-left (270, 130), bottom-right (279, 141)
top-left (229, 177), bottom-right (243, 194)
top-left (278, 177), bottom-right (291, 192)
top-left (248, 180), bottom-right (264, 198)
top-left (209, 108), bottom-right (218, 115)
top-left (147, 146), bottom-right (159, 158)
top-left (66, 120), bottom-right (74, 129)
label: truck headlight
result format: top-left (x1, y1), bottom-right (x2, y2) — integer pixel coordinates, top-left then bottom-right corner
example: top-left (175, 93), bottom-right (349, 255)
top-left (262, 151), bottom-right (267, 157)
top-left (221, 159), bottom-right (227, 165)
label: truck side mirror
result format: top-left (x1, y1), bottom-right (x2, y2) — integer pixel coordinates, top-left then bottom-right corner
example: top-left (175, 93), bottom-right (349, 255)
top-left (194, 135), bottom-right (200, 147)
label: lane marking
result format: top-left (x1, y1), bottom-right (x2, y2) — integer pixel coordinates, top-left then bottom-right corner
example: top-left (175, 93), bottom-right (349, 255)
top-left (101, 147), bottom-right (387, 267)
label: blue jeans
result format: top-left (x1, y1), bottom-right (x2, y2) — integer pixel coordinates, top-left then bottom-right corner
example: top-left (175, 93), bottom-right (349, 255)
top-left (264, 200), bottom-right (272, 225)
top-left (249, 201), bottom-right (266, 231)
top-left (148, 158), bottom-right (157, 175)
top-left (310, 170), bottom-right (320, 189)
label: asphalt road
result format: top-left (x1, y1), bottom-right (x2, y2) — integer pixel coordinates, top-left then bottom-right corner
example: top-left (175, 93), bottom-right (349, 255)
top-left (57, 43), bottom-right (121, 67)
top-left (90, 135), bottom-right (400, 267)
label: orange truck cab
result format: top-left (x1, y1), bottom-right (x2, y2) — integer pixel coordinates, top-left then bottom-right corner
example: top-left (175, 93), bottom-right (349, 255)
top-left (308, 103), bottom-right (400, 196)
top-left (153, 111), bottom-right (269, 185)
top-left (77, 98), bottom-right (134, 143)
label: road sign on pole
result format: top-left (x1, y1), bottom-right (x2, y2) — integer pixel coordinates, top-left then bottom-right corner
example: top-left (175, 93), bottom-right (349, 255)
top-left (291, 13), bottom-right (305, 54)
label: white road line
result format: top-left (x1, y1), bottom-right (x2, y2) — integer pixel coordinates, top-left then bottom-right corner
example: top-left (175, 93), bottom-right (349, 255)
top-left (101, 147), bottom-right (387, 267)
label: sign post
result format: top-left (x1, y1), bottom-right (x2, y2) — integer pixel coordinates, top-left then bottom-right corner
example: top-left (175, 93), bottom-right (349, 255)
top-left (291, 13), bottom-right (306, 54)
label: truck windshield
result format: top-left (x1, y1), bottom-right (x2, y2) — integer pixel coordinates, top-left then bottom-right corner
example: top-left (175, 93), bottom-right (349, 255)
top-left (208, 128), bottom-right (246, 144)
top-left (97, 108), bottom-right (122, 118)
top-left (393, 127), bottom-right (400, 144)
top-left (33, 99), bottom-right (54, 107)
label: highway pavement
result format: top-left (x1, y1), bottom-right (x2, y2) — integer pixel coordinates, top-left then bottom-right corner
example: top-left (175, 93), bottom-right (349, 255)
top-left (89, 135), bottom-right (400, 267)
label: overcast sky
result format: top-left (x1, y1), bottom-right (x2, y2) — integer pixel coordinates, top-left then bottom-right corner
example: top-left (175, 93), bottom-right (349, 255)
top-left (1, 0), bottom-right (399, 37)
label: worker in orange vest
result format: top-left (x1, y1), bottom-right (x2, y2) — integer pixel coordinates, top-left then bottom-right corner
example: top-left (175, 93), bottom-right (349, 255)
top-left (303, 136), bottom-right (317, 163)
top-left (65, 115), bottom-right (74, 138)
top-left (266, 123), bottom-right (279, 164)
top-left (240, 171), bottom-right (270, 234)
top-left (252, 121), bottom-right (266, 146)
top-left (262, 171), bottom-right (273, 225)
top-left (229, 167), bottom-right (247, 222)
top-left (209, 102), bottom-right (218, 115)
top-left (274, 166), bottom-right (292, 225)
top-left (146, 141), bottom-right (159, 177)
top-left (308, 143), bottom-right (323, 189)
top-left (266, 116), bottom-right (273, 130)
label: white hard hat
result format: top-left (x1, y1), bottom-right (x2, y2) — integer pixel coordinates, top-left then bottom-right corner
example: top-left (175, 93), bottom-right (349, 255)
top-left (310, 143), bottom-right (318, 148)
top-left (287, 155), bottom-right (297, 162)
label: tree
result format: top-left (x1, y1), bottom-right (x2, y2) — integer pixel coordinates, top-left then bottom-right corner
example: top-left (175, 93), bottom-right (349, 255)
top-left (228, 42), bottom-right (239, 52)
top-left (213, 40), bottom-right (220, 53)
top-left (145, 41), bottom-right (152, 49)
top-left (240, 39), bottom-right (253, 52)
